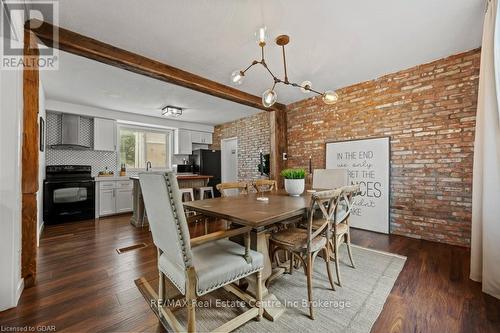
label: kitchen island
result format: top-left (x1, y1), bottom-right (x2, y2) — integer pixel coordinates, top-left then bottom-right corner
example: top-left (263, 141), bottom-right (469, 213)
top-left (129, 174), bottom-right (213, 227)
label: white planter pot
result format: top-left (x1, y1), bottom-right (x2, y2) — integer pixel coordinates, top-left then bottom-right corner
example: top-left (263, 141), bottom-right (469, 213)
top-left (284, 179), bottom-right (305, 197)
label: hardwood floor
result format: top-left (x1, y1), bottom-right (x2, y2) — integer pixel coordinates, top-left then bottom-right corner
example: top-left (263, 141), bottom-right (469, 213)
top-left (0, 214), bottom-right (498, 332)
top-left (351, 230), bottom-right (500, 333)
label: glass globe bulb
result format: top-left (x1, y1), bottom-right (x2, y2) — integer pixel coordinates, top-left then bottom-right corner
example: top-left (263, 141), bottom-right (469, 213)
top-left (255, 26), bottom-right (268, 45)
top-left (230, 70), bottom-right (244, 85)
top-left (322, 90), bottom-right (339, 104)
top-left (262, 89), bottom-right (277, 108)
top-left (300, 81), bottom-right (312, 93)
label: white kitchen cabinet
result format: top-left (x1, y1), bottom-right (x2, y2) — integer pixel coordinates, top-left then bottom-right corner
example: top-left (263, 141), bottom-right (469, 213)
top-left (115, 188), bottom-right (133, 213)
top-left (200, 131), bottom-right (212, 144)
top-left (94, 118), bottom-right (116, 151)
top-left (174, 129), bottom-right (192, 155)
top-left (97, 179), bottom-right (133, 217)
top-left (99, 188), bottom-right (115, 216)
top-left (190, 131), bottom-right (202, 144)
top-left (191, 131), bottom-right (212, 144)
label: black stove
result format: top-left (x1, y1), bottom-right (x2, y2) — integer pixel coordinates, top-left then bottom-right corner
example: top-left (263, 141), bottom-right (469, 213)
top-left (44, 165), bottom-right (95, 224)
top-left (45, 165), bottom-right (94, 181)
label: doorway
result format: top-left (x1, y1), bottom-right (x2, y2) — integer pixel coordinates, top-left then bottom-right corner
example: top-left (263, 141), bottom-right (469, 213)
top-left (221, 137), bottom-right (238, 186)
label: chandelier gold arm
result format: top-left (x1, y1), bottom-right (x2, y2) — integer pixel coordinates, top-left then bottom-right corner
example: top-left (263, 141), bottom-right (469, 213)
top-left (236, 33), bottom-right (330, 99)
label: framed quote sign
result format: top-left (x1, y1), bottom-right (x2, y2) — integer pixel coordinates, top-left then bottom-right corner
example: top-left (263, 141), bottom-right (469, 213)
top-left (325, 136), bottom-right (390, 234)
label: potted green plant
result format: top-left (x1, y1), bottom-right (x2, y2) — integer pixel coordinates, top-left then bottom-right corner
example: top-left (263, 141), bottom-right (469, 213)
top-left (280, 168), bottom-right (306, 196)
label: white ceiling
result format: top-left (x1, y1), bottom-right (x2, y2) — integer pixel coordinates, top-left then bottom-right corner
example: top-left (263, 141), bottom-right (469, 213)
top-left (40, 0), bottom-right (484, 125)
top-left (40, 50), bottom-right (261, 125)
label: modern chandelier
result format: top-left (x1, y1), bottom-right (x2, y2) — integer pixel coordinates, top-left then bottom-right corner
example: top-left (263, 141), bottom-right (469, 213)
top-left (230, 27), bottom-right (339, 108)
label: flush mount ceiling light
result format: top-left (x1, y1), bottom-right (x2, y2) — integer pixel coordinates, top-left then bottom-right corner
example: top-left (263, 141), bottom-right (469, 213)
top-left (231, 27), bottom-right (339, 108)
top-left (161, 105), bottom-right (183, 117)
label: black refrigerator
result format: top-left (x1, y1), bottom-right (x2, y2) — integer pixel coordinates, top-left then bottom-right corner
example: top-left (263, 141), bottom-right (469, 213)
top-left (191, 149), bottom-right (222, 197)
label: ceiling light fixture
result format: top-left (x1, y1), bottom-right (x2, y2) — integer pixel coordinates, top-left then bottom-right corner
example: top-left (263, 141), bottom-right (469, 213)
top-left (161, 105), bottom-right (183, 117)
top-left (231, 27), bottom-right (339, 108)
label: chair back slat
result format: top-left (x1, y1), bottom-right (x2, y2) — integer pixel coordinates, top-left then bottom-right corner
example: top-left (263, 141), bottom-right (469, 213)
top-left (307, 189), bottom-right (343, 250)
top-left (253, 179), bottom-right (277, 193)
top-left (311, 189), bottom-right (343, 221)
top-left (335, 184), bottom-right (361, 224)
top-left (139, 172), bottom-right (193, 269)
top-left (216, 182), bottom-right (248, 197)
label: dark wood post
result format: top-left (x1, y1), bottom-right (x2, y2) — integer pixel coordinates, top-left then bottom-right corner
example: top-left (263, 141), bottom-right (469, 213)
top-left (21, 29), bottom-right (40, 287)
top-left (270, 109), bottom-right (287, 188)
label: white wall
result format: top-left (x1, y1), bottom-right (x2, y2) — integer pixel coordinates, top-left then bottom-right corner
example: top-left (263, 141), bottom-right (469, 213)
top-left (37, 82), bottom-right (46, 245)
top-left (0, 10), bottom-right (24, 311)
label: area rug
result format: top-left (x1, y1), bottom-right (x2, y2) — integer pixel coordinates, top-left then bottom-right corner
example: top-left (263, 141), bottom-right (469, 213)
top-left (135, 244), bottom-right (406, 333)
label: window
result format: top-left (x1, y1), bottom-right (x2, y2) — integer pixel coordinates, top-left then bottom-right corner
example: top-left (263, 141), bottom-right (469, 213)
top-left (119, 126), bottom-right (172, 170)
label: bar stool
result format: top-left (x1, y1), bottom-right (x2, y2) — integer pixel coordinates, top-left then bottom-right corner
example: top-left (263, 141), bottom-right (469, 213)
top-left (179, 188), bottom-right (194, 202)
top-left (179, 188), bottom-right (195, 217)
top-left (197, 186), bottom-right (214, 200)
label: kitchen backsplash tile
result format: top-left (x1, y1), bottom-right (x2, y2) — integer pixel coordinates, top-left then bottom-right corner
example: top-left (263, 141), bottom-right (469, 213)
top-left (46, 112), bottom-right (117, 176)
top-left (46, 149), bottom-right (117, 177)
top-left (172, 154), bottom-right (190, 165)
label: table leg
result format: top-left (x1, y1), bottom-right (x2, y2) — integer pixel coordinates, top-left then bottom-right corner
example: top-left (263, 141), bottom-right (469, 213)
top-left (245, 230), bottom-right (285, 321)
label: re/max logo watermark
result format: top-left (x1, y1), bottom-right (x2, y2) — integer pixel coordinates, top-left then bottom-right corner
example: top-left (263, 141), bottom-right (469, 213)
top-left (1, 0), bottom-right (59, 70)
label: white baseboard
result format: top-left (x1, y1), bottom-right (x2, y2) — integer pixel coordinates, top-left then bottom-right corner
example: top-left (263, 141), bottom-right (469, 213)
top-left (15, 278), bottom-right (24, 305)
top-left (0, 278), bottom-right (24, 312)
top-left (37, 221), bottom-right (44, 247)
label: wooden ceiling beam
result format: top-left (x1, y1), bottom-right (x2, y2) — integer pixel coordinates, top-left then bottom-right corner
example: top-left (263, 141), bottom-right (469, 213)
top-left (26, 19), bottom-right (287, 112)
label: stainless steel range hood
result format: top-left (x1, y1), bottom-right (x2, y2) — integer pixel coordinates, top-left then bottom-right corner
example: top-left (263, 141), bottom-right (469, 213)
top-left (50, 114), bottom-right (91, 150)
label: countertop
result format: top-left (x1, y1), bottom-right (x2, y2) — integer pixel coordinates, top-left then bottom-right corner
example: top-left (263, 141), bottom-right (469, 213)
top-left (94, 176), bottom-right (131, 182)
top-left (129, 174), bottom-right (213, 180)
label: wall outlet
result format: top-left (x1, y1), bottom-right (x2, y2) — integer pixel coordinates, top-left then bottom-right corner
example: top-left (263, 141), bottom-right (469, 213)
top-left (282, 152), bottom-right (288, 160)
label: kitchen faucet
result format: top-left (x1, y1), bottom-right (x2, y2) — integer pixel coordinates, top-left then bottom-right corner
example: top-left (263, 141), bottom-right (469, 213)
top-left (146, 161), bottom-right (152, 171)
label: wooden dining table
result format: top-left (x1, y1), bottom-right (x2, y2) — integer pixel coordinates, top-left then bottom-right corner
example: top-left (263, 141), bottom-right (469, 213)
top-left (183, 190), bottom-right (313, 321)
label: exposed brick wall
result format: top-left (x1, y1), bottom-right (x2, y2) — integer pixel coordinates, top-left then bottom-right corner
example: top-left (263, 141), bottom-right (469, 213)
top-left (211, 112), bottom-right (271, 182)
top-left (287, 49), bottom-right (480, 247)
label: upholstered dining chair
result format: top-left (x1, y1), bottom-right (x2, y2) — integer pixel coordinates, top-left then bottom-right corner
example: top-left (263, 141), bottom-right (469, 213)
top-left (216, 182), bottom-right (248, 197)
top-left (269, 189), bottom-right (338, 320)
top-left (313, 184), bottom-right (360, 287)
top-left (139, 172), bottom-right (264, 333)
top-left (312, 169), bottom-right (348, 190)
top-left (252, 179), bottom-right (277, 193)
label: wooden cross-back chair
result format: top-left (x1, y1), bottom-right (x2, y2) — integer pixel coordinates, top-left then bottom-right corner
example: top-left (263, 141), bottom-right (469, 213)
top-left (312, 184), bottom-right (360, 287)
top-left (269, 189), bottom-right (338, 320)
top-left (252, 179), bottom-right (277, 193)
top-left (216, 182), bottom-right (248, 197)
top-left (139, 172), bottom-right (263, 333)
